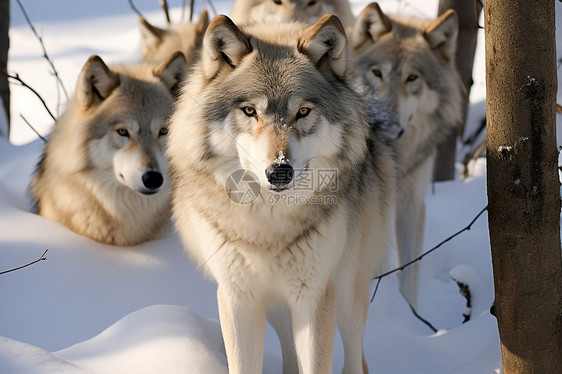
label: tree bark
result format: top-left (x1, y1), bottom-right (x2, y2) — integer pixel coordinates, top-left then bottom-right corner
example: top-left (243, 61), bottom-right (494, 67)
top-left (485, 0), bottom-right (562, 372)
top-left (0, 0), bottom-right (9, 136)
top-left (434, 0), bottom-right (483, 181)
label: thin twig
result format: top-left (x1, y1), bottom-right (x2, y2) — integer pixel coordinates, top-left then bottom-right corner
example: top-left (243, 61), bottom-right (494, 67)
top-left (5, 72), bottom-right (56, 121)
top-left (127, 0), bottom-right (144, 18)
top-left (161, 0), bottom-right (171, 24)
top-left (463, 117), bottom-right (486, 146)
top-left (0, 249), bottom-right (48, 275)
top-left (371, 206), bottom-right (488, 301)
top-left (189, 0), bottom-right (195, 22)
top-left (15, 0), bottom-right (68, 101)
top-left (409, 303), bottom-right (438, 332)
top-left (20, 114), bottom-right (47, 143)
top-left (370, 276), bottom-right (438, 332)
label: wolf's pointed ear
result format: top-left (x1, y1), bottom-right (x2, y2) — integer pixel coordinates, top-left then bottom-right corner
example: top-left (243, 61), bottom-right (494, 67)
top-left (154, 51), bottom-right (188, 97)
top-left (196, 10), bottom-right (210, 37)
top-left (77, 55), bottom-right (120, 109)
top-left (201, 15), bottom-right (251, 79)
top-left (351, 3), bottom-right (392, 51)
top-left (423, 10), bottom-right (458, 63)
top-left (139, 17), bottom-right (166, 58)
top-left (298, 15), bottom-right (348, 78)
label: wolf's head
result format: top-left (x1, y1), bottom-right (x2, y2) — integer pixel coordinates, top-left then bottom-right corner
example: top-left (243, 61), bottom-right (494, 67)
top-left (350, 3), bottom-right (463, 142)
top-left (231, 0), bottom-right (355, 28)
top-left (168, 15), bottom-right (368, 201)
top-left (73, 52), bottom-right (187, 196)
top-left (139, 10), bottom-right (209, 65)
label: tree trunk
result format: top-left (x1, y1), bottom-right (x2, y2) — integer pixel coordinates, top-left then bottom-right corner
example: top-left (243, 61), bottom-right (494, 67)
top-left (485, 0), bottom-right (562, 372)
top-left (0, 0), bottom-right (9, 137)
top-left (434, 0), bottom-right (482, 181)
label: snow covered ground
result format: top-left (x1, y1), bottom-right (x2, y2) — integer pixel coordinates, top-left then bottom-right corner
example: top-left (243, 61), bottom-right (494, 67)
top-left (1, 0), bottom-right (560, 373)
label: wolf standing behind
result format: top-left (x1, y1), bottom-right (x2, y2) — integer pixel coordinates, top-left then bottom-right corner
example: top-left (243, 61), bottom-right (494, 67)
top-left (231, 0), bottom-right (356, 27)
top-left (351, 3), bottom-right (464, 307)
top-left (30, 53), bottom-right (186, 246)
top-left (168, 14), bottom-right (396, 374)
top-left (139, 10), bottom-right (209, 66)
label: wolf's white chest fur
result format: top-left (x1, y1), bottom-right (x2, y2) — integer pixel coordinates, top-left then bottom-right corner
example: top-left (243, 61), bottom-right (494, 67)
top-left (185, 197), bottom-right (350, 301)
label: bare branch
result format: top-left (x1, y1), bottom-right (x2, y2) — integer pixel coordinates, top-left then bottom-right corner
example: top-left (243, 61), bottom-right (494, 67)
top-left (462, 117), bottom-right (486, 146)
top-left (14, 0), bottom-right (68, 100)
top-left (20, 114), bottom-right (46, 143)
top-left (189, 0), bottom-right (195, 22)
top-left (0, 249), bottom-right (48, 275)
top-left (4, 72), bottom-right (56, 121)
top-left (371, 206), bottom-right (488, 301)
top-left (127, 0), bottom-right (144, 19)
top-left (160, 0), bottom-right (171, 24)
top-left (409, 303), bottom-right (438, 332)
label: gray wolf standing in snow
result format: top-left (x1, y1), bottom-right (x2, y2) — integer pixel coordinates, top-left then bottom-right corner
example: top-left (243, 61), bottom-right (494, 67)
top-left (350, 2), bottom-right (464, 307)
top-left (167, 13), bottom-right (397, 374)
top-left (231, 0), bottom-right (356, 28)
top-left (139, 10), bottom-right (209, 66)
top-left (30, 52), bottom-right (187, 246)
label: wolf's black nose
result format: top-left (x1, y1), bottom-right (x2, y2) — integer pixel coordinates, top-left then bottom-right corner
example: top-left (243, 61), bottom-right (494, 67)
top-left (265, 163), bottom-right (294, 187)
top-left (142, 171), bottom-right (164, 190)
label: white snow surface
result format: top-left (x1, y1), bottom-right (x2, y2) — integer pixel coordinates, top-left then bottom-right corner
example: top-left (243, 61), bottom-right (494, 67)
top-left (1, 0), bottom-right (561, 373)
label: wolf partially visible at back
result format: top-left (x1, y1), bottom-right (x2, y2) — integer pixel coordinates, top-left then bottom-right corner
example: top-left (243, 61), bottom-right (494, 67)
top-left (231, 0), bottom-right (355, 28)
top-left (351, 3), bottom-right (464, 307)
top-left (139, 10), bottom-right (209, 66)
top-left (168, 14), bottom-right (397, 374)
top-left (30, 52), bottom-right (187, 246)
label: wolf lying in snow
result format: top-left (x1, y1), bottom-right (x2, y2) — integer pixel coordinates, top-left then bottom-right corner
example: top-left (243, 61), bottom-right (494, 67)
top-left (30, 52), bottom-right (187, 246)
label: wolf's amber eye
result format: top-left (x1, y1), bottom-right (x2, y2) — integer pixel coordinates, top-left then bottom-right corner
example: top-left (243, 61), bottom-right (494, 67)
top-left (159, 128), bottom-right (168, 136)
top-left (372, 69), bottom-right (383, 78)
top-left (116, 128), bottom-right (129, 137)
top-left (296, 107), bottom-right (311, 120)
top-left (273, 0), bottom-right (282, 5)
top-left (242, 106), bottom-right (257, 117)
top-left (406, 74), bottom-right (418, 82)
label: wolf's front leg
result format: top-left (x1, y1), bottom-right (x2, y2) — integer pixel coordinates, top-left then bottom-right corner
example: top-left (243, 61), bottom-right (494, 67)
top-left (396, 199), bottom-right (426, 308)
top-left (291, 282), bottom-right (336, 374)
top-left (336, 270), bottom-right (370, 374)
top-left (267, 304), bottom-right (299, 374)
top-left (217, 287), bottom-right (265, 374)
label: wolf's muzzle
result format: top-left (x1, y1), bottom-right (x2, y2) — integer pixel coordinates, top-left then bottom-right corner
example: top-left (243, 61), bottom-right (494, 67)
top-left (265, 163), bottom-right (294, 189)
